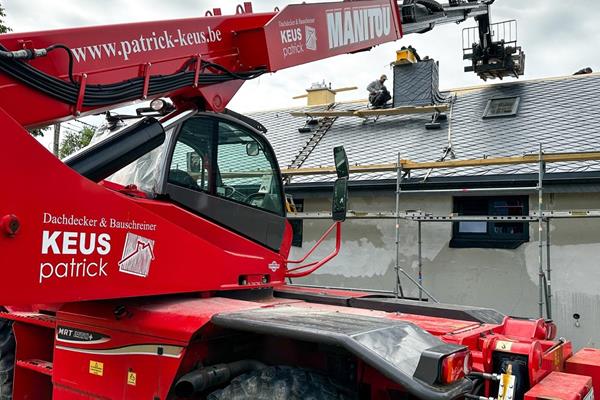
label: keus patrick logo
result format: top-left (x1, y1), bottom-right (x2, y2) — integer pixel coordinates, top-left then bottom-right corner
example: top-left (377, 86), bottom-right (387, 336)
top-left (118, 232), bottom-right (155, 278)
top-left (305, 26), bottom-right (317, 51)
top-left (279, 17), bottom-right (316, 58)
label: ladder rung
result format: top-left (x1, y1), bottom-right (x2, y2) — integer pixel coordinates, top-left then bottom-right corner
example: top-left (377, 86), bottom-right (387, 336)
top-left (0, 312), bottom-right (56, 329)
top-left (16, 359), bottom-right (53, 376)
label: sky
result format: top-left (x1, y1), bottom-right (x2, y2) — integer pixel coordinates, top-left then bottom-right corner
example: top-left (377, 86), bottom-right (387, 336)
top-left (3, 0), bottom-right (599, 148)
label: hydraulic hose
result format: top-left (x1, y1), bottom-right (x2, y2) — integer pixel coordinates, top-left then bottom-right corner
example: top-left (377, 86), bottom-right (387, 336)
top-left (0, 44), bottom-right (267, 107)
top-left (174, 360), bottom-right (267, 397)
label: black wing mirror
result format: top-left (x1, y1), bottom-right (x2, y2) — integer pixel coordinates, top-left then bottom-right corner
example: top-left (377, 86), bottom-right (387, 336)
top-left (332, 177), bottom-right (348, 222)
top-left (246, 142), bottom-right (260, 156)
top-left (334, 146), bottom-right (349, 179)
top-left (332, 146), bottom-right (349, 222)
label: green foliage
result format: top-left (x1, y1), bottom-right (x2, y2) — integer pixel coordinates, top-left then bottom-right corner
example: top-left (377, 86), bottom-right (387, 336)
top-left (29, 128), bottom-right (48, 137)
top-left (59, 127), bottom-right (95, 159)
top-left (0, 6), bottom-right (45, 140)
top-left (0, 3), bottom-right (11, 34)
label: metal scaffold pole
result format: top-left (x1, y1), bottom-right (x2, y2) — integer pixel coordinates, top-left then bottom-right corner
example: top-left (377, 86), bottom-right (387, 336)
top-left (418, 221), bottom-right (423, 301)
top-left (395, 153), bottom-right (404, 298)
top-left (538, 143), bottom-right (545, 319)
top-left (546, 220), bottom-right (553, 319)
top-left (393, 158), bottom-right (439, 303)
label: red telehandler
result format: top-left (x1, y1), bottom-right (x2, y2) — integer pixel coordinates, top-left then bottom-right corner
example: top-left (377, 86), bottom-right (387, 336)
top-left (0, 1), bottom-right (596, 399)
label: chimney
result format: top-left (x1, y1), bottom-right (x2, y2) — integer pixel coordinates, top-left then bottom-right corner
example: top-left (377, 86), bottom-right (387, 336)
top-left (293, 81), bottom-right (357, 107)
top-left (392, 48), bottom-right (445, 108)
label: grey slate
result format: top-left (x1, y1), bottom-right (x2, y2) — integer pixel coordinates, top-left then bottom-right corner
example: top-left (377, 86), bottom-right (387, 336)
top-left (393, 59), bottom-right (446, 107)
top-left (248, 73), bottom-right (600, 184)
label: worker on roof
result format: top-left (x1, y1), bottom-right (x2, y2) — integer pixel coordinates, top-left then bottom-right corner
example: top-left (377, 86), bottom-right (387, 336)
top-left (367, 74), bottom-right (392, 109)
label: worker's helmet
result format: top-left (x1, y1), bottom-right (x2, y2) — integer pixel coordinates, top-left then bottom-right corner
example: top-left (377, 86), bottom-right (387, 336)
top-left (380, 74), bottom-right (388, 81)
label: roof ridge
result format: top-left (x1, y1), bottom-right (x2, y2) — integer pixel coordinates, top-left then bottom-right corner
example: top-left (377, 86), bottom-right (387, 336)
top-left (443, 71), bottom-right (600, 94)
top-left (245, 72), bottom-right (599, 113)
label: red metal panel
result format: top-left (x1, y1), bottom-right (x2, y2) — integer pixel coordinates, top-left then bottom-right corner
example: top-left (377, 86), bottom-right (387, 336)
top-left (503, 317), bottom-right (551, 340)
top-left (566, 348), bottom-right (600, 397)
top-left (263, 0), bottom-right (402, 71)
top-left (53, 325), bottom-right (183, 399)
top-left (57, 296), bottom-right (294, 342)
top-left (11, 321), bottom-right (54, 400)
top-left (524, 372), bottom-right (592, 400)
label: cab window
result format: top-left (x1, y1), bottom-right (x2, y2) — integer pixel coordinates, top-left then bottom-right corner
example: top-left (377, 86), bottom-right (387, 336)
top-left (166, 116), bottom-right (284, 216)
top-left (215, 121), bottom-right (284, 215)
top-left (167, 117), bottom-right (213, 192)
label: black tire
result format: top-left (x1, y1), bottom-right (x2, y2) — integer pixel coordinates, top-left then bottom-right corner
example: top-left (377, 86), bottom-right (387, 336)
top-left (0, 316), bottom-right (15, 400)
top-left (207, 366), bottom-right (357, 400)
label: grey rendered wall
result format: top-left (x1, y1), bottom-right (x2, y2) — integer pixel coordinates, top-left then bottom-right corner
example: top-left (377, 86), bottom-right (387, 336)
top-left (290, 192), bottom-right (600, 350)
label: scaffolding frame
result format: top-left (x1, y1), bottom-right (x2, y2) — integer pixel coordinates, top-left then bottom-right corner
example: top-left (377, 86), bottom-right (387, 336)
top-left (286, 145), bottom-right (600, 319)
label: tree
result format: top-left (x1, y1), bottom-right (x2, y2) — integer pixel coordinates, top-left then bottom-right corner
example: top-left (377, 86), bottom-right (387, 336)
top-left (59, 126), bottom-right (95, 159)
top-left (0, 2), bottom-right (11, 34)
top-left (29, 128), bottom-right (48, 137)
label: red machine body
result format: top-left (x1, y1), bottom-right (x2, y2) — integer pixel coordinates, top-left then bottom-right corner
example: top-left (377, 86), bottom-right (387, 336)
top-left (0, 1), bottom-right (598, 399)
top-left (0, 0), bottom-right (402, 305)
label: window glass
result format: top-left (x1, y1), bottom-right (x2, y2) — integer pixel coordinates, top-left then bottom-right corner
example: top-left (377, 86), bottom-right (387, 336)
top-left (216, 121), bottom-right (283, 215)
top-left (459, 221), bottom-right (487, 233)
top-left (167, 117), bottom-right (213, 192)
top-left (491, 199), bottom-right (526, 235)
top-left (106, 126), bottom-right (175, 193)
top-left (456, 197), bottom-right (488, 234)
top-left (451, 196), bottom-right (529, 249)
top-left (483, 97), bottom-right (520, 118)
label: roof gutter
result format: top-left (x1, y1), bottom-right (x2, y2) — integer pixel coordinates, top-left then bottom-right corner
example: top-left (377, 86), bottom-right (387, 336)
top-left (285, 171), bottom-right (600, 197)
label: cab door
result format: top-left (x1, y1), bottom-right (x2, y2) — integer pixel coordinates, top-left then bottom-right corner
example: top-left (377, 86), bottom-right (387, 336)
top-left (163, 113), bottom-right (287, 252)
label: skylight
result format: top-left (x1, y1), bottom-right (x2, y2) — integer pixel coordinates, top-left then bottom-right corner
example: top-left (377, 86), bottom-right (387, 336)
top-left (483, 96), bottom-right (521, 119)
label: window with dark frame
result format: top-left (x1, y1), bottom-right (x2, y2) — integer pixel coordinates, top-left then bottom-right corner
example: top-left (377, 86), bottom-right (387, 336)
top-left (483, 96), bottom-right (520, 119)
top-left (450, 196), bottom-right (529, 249)
top-left (290, 199), bottom-right (304, 247)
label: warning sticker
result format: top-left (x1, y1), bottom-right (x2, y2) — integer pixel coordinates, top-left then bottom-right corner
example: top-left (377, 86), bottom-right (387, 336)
top-left (127, 371), bottom-right (137, 386)
top-left (89, 360), bottom-right (104, 376)
top-left (495, 340), bottom-right (513, 352)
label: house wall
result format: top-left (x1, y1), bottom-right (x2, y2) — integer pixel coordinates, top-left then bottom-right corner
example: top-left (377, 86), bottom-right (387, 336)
top-left (290, 191), bottom-right (600, 350)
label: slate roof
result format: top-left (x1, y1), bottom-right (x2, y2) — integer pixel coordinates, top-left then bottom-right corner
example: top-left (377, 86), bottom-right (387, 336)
top-left (248, 72), bottom-right (600, 186)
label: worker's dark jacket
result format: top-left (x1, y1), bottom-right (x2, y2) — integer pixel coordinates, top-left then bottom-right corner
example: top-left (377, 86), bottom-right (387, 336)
top-left (367, 80), bottom-right (391, 107)
top-left (367, 80), bottom-right (386, 94)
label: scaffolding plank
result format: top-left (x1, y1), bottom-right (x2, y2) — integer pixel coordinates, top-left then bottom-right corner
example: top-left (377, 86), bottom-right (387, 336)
top-left (287, 210), bottom-right (600, 221)
top-left (354, 104), bottom-right (449, 117)
top-left (282, 152), bottom-right (600, 176)
top-left (402, 152), bottom-right (600, 170)
top-left (282, 162), bottom-right (398, 176)
top-left (289, 104), bottom-right (448, 118)
top-left (289, 111), bottom-right (356, 117)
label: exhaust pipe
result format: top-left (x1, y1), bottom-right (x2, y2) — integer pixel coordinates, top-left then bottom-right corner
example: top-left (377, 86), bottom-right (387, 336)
top-left (174, 360), bottom-right (266, 397)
